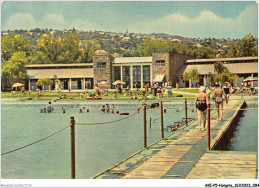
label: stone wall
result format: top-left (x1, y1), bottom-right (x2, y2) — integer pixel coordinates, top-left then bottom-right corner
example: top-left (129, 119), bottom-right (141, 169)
top-left (93, 52), bottom-right (113, 88)
top-left (152, 53), bottom-right (170, 82)
top-left (170, 53), bottom-right (194, 87)
top-left (152, 52), bottom-right (194, 86)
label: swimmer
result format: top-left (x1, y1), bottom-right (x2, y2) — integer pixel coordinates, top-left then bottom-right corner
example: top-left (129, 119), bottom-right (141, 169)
top-left (116, 111), bottom-right (120, 115)
top-left (40, 109), bottom-right (43, 113)
top-left (86, 109), bottom-right (89, 113)
top-left (101, 105), bottom-right (106, 113)
top-left (105, 104), bottom-right (110, 113)
top-left (164, 109), bottom-right (167, 113)
top-left (47, 102), bottom-right (52, 113)
top-left (79, 109), bottom-right (83, 113)
top-left (63, 109), bottom-right (66, 114)
top-left (44, 108), bottom-right (47, 113)
top-left (111, 104), bottom-right (115, 113)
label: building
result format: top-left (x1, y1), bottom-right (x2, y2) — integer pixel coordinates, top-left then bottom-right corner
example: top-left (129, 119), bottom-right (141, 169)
top-left (177, 57), bottom-right (258, 87)
top-left (25, 52), bottom-right (258, 91)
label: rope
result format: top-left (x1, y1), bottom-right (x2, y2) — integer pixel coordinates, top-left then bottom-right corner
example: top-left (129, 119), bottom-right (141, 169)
top-left (75, 111), bottom-right (140, 126)
top-left (1, 125), bottom-right (70, 156)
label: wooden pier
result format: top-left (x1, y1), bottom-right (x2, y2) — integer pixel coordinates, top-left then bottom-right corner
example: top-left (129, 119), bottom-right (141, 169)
top-left (92, 100), bottom-right (258, 179)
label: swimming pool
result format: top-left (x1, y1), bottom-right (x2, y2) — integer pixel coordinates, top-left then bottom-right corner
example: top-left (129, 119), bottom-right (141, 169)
top-left (1, 99), bottom-right (197, 179)
top-left (227, 102), bottom-right (258, 152)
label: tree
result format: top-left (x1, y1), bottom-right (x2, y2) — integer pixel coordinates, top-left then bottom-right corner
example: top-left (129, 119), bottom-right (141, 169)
top-left (37, 78), bottom-right (52, 90)
top-left (1, 33), bottom-right (32, 62)
top-left (227, 34), bottom-right (258, 57)
top-left (238, 34), bottom-right (258, 57)
top-left (1, 51), bottom-right (28, 90)
top-left (188, 68), bottom-right (200, 88)
top-left (227, 42), bottom-right (239, 58)
top-left (183, 72), bottom-right (190, 88)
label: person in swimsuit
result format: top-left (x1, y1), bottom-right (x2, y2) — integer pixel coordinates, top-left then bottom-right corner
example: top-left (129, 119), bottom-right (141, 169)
top-left (223, 82), bottom-right (230, 106)
top-left (213, 84), bottom-right (225, 121)
top-left (195, 86), bottom-right (209, 131)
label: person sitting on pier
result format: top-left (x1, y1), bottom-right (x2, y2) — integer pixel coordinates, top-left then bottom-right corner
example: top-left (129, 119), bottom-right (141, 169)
top-left (213, 84), bottom-right (225, 121)
top-left (195, 86), bottom-right (208, 131)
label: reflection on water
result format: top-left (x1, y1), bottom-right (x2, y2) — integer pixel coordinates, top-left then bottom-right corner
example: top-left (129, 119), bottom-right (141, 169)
top-left (1, 99), bottom-right (197, 179)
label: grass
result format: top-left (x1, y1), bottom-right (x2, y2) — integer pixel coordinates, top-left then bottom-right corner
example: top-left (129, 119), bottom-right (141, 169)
top-left (1, 90), bottom-right (196, 101)
top-left (172, 88), bottom-right (199, 93)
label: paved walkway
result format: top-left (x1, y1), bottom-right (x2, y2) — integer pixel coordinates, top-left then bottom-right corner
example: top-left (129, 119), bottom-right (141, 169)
top-left (92, 100), bottom-right (257, 179)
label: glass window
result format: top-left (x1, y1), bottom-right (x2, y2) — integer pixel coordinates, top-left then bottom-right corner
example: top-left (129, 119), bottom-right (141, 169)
top-left (114, 67), bottom-right (121, 81)
top-left (155, 60), bottom-right (165, 67)
top-left (122, 66), bottom-right (130, 88)
top-left (143, 65), bottom-right (150, 86)
top-left (133, 66), bottom-right (141, 88)
top-left (97, 62), bottom-right (106, 68)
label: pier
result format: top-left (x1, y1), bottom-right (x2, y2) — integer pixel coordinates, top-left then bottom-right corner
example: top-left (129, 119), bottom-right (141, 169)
top-left (92, 100), bottom-right (257, 179)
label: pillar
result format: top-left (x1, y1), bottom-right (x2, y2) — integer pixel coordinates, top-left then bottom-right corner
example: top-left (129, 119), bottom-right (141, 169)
top-left (141, 65), bottom-right (144, 88)
top-left (120, 66), bottom-right (123, 81)
top-left (130, 65), bottom-right (133, 89)
top-left (203, 75), bottom-right (207, 86)
top-left (83, 78), bottom-right (85, 90)
top-left (29, 79), bottom-right (31, 90)
top-left (69, 78), bottom-right (72, 90)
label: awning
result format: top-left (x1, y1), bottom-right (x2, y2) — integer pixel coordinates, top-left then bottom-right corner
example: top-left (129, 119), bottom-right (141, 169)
top-left (153, 75), bottom-right (165, 82)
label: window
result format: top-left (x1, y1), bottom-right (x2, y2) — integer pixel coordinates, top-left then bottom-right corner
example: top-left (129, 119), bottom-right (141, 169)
top-left (97, 62), bottom-right (106, 68)
top-left (155, 60), bottom-right (165, 67)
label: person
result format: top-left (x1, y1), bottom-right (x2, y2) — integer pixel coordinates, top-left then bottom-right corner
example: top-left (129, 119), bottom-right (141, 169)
top-left (101, 105), bottom-right (106, 113)
top-left (105, 104), bottom-right (110, 113)
top-left (213, 84), bottom-right (225, 121)
top-left (111, 104), bottom-right (115, 113)
top-left (167, 83), bottom-right (173, 98)
top-left (47, 102), bottom-right (52, 113)
top-left (176, 82), bottom-right (179, 90)
top-left (223, 82), bottom-right (231, 106)
top-left (153, 83), bottom-right (157, 96)
top-left (195, 86), bottom-right (208, 131)
top-left (113, 92), bottom-right (118, 99)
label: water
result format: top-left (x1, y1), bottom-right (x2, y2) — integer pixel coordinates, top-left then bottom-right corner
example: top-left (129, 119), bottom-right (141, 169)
top-left (227, 104), bottom-right (258, 152)
top-left (1, 99), bottom-right (197, 179)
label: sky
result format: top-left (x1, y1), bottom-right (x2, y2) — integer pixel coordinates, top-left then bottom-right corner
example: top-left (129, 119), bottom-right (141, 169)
top-left (1, 1), bottom-right (258, 39)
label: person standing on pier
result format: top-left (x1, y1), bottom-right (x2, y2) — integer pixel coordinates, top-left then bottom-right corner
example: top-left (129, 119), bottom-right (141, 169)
top-left (223, 82), bottom-right (231, 106)
top-left (213, 84), bottom-right (225, 121)
top-left (195, 86), bottom-right (208, 131)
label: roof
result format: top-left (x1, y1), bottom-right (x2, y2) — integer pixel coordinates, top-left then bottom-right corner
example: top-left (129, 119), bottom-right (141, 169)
top-left (113, 57), bottom-right (152, 64)
top-left (177, 62), bottom-right (258, 75)
top-left (186, 57), bottom-right (258, 63)
top-left (27, 68), bottom-right (93, 79)
top-left (26, 63), bottom-right (93, 68)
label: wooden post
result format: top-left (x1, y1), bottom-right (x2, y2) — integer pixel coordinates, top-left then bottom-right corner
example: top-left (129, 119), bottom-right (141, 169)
top-left (160, 101), bottom-right (164, 139)
top-left (149, 117), bottom-right (152, 129)
top-left (70, 116), bottom-right (76, 179)
top-left (207, 103), bottom-right (211, 150)
top-left (185, 98), bottom-right (188, 127)
top-left (143, 104), bottom-right (147, 148)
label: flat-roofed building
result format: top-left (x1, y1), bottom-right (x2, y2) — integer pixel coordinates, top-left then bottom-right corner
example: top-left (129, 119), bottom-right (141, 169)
top-left (26, 63), bottom-right (93, 90)
top-left (177, 57), bottom-right (258, 87)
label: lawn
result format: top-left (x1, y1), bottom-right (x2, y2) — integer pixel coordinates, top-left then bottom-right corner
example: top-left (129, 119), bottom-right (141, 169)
top-left (1, 90), bottom-right (196, 101)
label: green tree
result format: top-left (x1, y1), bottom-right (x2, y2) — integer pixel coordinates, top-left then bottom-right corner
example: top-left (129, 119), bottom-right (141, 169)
top-left (1, 51), bottom-right (28, 90)
top-left (227, 42), bottom-right (239, 58)
top-left (238, 34), bottom-right (258, 57)
top-left (1, 34), bottom-right (32, 62)
top-left (183, 72), bottom-right (190, 88)
top-left (37, 78), bottom-right (52, 90)
top-left (188, 68), bottom-right (200, 88)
